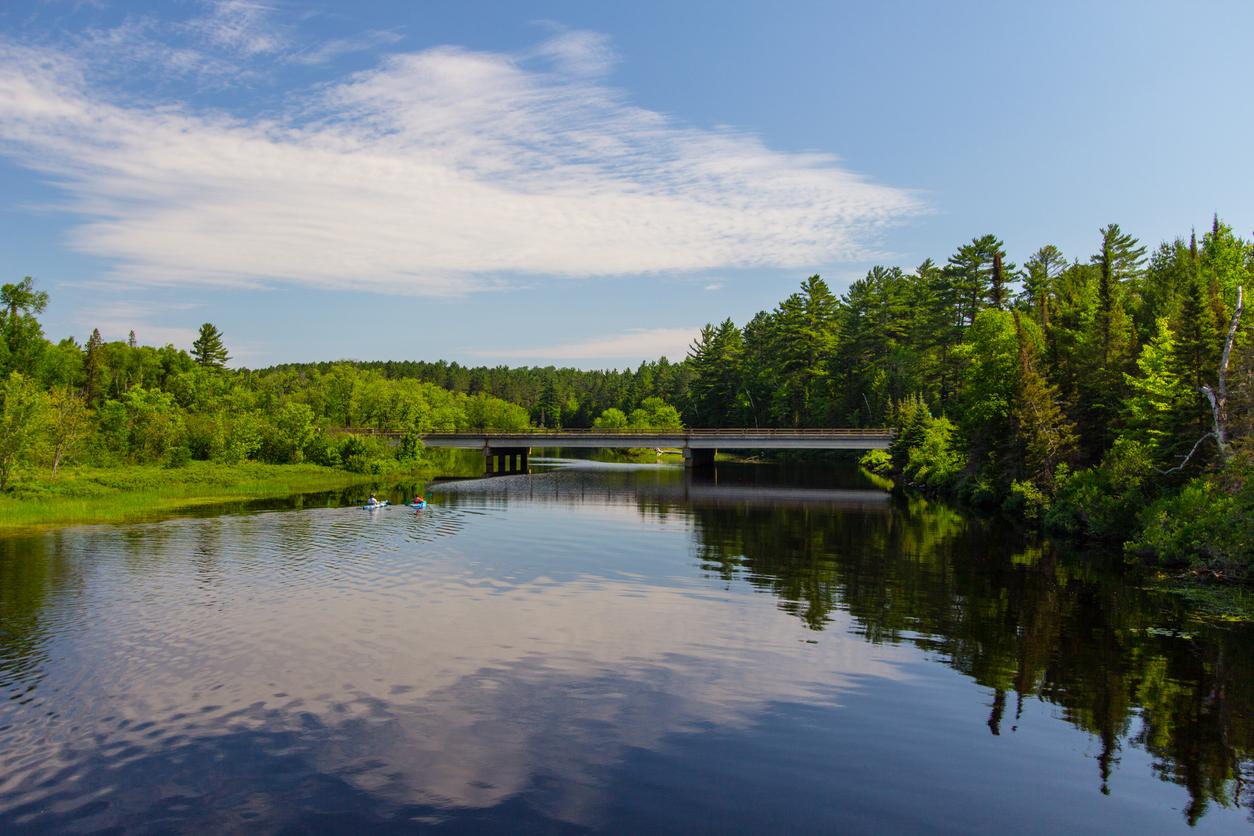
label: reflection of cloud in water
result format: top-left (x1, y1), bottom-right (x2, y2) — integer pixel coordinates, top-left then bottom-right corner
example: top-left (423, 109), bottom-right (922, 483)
top-left (0, 500), bottom-right (911, 831)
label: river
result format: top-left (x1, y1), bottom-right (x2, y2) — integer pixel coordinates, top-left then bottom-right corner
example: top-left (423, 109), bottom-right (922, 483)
top-left (1, 456), bottom-right (1251, 834)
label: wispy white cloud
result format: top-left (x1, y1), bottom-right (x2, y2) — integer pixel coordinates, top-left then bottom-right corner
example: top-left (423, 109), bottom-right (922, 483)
top-left (477, 327), bottom-right (700, 362)
top-left (0, 16), bottom-right (922, 297)
top-left (288, 30), bottom-right (405, 66)
top-left (704, 282), bottom-right (724, 290)
top-left (180, 0), bottom-right (290, 56)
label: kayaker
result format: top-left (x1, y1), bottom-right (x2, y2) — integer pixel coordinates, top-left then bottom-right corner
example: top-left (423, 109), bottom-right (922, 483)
top-left (367, 493), bottom-right (379, 506)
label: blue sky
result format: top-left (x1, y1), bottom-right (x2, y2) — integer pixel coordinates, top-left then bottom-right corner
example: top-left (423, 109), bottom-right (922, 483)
top-left (1, 1), bottom-right (1251, 369)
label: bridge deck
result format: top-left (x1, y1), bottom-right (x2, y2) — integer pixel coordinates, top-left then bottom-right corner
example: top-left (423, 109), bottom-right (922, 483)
top-left (332, 428), bottom-right (893, 450)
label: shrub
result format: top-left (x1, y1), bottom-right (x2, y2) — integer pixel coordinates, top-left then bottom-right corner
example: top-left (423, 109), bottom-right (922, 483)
top-left (1045, 439), bottom-right (1156, 539)
top-left (593, 408), bottom-right (629, 429)
top-left (1003, 480), bottom-right (1049, 522)
top-left (1130, 458), bottom-right (1254, 576)
top-left (904, 416), bottom-right (963, 489)
top-left (859, 449), bottom-right (892, 474)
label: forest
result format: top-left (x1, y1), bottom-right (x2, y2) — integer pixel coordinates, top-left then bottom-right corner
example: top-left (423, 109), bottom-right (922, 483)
top-left (1, 216), bottom-right (1250, 571)
top-left (682, 217), bottom-right (1253, 575)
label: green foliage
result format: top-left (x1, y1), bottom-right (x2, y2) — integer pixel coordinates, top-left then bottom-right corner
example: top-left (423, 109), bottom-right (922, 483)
top-left (1003, 480), bottom-right (1049, 521)
top-left (593, 408), bottom-right (629, 429)
top-left (904, 416), bottom-right (964, 489)
top-left (333, 434), bottom-right (392, 474)
top-left (687, 318), bottom-right (745, 427)
top-left (191, 323), bottom-right (230, 369)
top-left (263, 402), bottom-right (317, 464)
top-left (1130, 453), bottom-right (1254, 576)
top-left (462, 392), bottom-right (531, 429)
top-left (0, 372), bottom-right (48, 489)
top-left (46, 385), bottom-right (90, 476)
top-left (628, 397), bottom-right (683, 429)
top-left (1046, 439), bottom-right (1157, 539)
top-left (858, 449), bottom-right (892, 474)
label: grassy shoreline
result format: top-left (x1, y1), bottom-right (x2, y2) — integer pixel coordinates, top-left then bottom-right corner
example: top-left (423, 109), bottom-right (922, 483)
top-left (2, 462), bottom-right (433, 533)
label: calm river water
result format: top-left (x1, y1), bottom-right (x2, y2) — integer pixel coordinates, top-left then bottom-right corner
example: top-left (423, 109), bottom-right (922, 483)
top-left (2, 457), bottom-right (1253, 834)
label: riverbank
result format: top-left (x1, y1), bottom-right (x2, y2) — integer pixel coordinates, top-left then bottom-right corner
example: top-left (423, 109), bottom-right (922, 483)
top-left (0, 462), bottom-right (431, 532)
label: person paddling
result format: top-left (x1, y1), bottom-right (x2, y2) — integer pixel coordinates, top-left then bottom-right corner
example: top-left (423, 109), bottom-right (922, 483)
top-left (367, 493), bottom-right (379, 506)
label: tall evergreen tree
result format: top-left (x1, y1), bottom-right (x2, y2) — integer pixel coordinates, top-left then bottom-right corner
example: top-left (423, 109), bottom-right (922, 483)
top-left (83, 328), bottom-right (105, 405)
top-left (1010, 313), bottom-right (1076, 488)
top-left (1021, 246), bottom-right (1067, 327)
top-left (1172, 268), bottom-right (1223, 446)
top-left (770, 276), bottom-right (839, 427)
top-left (687, 318), bottom-right (745, 427)
top-left (1079, 224), bottom-right (1146, 455)
top-left (1090, 223), bottom-right (1146, 370)
top-left (990, 252), bottom-right (1008, 311)
top-left (191, 323), bottom-right (230, 369)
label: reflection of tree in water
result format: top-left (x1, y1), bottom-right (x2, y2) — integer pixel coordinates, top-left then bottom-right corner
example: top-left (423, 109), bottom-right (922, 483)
top-left (668, 492), bottom-right (1254, 824)
top-left (0, 534), bottom-right (80, 699)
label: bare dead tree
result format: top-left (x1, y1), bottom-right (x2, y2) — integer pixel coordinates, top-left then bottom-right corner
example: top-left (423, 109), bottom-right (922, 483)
top-left (1155, 285), bottom-right (1243, 474)
top-left (1201, 286), bottom-right (1244, 462)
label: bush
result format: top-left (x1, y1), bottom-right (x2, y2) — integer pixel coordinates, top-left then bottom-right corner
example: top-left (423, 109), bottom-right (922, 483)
top-left (859, 449), bottom-right (892, 474)
top-left (1003, 480), bottom-right (1049, 522)
top-left (1045, 439), bottom-right (1156, 539)
top-left (904, 417), bottom-right (963, 489)
top-left (593, 408), bottom-right (629, 429)
top-left (333, 434), bottom-right (393, 474)
top-left (1130, 458), bottom-right (1254, 576)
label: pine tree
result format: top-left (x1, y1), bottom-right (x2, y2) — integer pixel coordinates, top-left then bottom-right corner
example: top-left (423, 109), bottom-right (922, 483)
top-left (990, 252), bottom-right (1007, 311)
top-left (1010, 313), bottom-right (1076, 487)
top-left (1078, 224), bottom-right (1146, 456)
top-left (191, 323), bottom-right (230, 369)
top-left (941, 234), bottom-right (1007, 328)
top-left (1172, 268), bottom-right (1221, 443)
top-left (687, 318), bottom-right (744, 427)
top-left (84, 328), bottom-right (105, 405)
top-left (1122, 318), bottom-right (1189, 457)
top-left (1091, 223), bottom-right (1146, 370)
top-left (1021, 246), bottom-right (1067, 327)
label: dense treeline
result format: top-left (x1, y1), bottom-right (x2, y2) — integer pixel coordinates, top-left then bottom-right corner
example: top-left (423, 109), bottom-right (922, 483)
top-left (0, 290), bottom-right (535, 479)
top-left (685, 217), bottom-right (1253, 573)
top-left (255, 357), bottom-right (693, 429)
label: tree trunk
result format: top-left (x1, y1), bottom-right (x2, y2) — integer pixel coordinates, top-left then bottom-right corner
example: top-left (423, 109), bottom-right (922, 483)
top-left (1201, 286), bottom-right (1243, 461)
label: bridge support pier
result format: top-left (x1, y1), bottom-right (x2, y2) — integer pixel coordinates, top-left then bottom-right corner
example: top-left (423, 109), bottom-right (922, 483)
top-left (683, 448), bottom-right (715, 468)
top-left (484, 446), bottom-right (530, 476)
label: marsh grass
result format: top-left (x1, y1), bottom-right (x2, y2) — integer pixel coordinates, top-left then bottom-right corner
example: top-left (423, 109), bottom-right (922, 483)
top-left (0, 462), bottom-right (428, 532)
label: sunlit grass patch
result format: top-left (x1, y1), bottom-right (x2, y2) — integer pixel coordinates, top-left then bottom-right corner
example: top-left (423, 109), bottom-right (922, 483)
top-left (0, 462), bottom-right (430, 532)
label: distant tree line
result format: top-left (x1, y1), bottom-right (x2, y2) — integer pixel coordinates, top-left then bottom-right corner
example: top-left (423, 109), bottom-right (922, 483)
top-left (255, 358), bottom-right (693, 430)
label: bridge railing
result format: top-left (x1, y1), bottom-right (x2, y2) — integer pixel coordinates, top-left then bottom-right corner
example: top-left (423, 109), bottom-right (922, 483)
top-left (329, 427), bottom-right (894, 438)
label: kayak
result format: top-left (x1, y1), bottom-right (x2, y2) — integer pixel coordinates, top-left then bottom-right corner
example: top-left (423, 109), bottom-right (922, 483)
top-left (406, 500), bottom-right (428, 508)
top-left (362, 501), bottom-right (389, 510)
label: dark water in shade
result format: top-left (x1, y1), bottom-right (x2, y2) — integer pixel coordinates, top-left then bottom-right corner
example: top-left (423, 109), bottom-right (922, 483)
top-left (2, 459), bottom-right (1254, 834)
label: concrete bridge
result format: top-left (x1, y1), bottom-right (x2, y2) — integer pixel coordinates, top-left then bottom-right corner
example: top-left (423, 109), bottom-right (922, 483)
top-left (331, 427), bottom-right (893, 475)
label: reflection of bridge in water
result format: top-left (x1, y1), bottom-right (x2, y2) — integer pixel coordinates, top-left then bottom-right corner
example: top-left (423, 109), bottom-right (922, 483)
top-left (428, 467), bottom-right (892, 513)
top-left (332, 428), bottom-right (894, 476)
